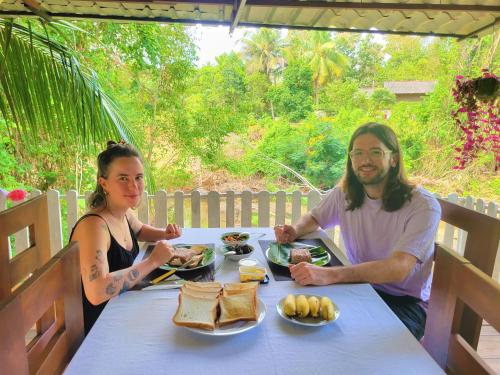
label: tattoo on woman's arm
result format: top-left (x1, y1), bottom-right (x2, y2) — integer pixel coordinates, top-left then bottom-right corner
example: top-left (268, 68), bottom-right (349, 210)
top-left (105, 283), bottom-right (117, 295)
top-left (128, 269), bottom-right (139, 282)
top-left (119, 281), bottom-right (130, 294)
top-left (95, 249), bottom-right (105, 263)
top-left (89, 264), bottom-right (101, 281)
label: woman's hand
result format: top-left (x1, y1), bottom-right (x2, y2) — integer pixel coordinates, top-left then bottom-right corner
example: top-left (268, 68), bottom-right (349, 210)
top-left (165, 224), bottom-right (182, 240)
top-left (148, 240), bottom-right (174, 268)
top-left (274, 225), bottom-right (298, 244)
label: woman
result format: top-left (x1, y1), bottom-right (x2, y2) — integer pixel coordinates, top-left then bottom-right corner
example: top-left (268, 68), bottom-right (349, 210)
top-left (71, 141), bottom-right (181, 334)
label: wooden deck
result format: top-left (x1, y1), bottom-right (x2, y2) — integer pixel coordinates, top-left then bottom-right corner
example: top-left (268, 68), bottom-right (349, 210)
top-left (478, 322), bottom-right (500, 373)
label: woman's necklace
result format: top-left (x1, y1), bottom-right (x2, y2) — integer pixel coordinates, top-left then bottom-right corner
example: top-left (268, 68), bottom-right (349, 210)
top-left (108, 211), bottom-right (128, 244)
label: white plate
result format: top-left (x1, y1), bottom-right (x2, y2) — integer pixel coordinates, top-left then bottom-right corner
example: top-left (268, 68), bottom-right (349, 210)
top-left (185, 298), bottom-right (267, 336)
top-left (276, 295), bottom-right (340, 326)
top-left (160, 244), bottom-right (216, 272)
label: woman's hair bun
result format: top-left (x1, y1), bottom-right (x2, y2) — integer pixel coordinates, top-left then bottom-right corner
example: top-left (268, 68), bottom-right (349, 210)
top-left (107, 140), bottom-right (117, 148)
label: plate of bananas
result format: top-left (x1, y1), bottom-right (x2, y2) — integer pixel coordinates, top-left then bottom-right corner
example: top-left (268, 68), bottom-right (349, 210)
top-left (276, 294), bottom-right (339, 326)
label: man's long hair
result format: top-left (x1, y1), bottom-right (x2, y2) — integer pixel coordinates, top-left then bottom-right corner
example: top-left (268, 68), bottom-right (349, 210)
top-left (341, 123), bottom-right (414, 212)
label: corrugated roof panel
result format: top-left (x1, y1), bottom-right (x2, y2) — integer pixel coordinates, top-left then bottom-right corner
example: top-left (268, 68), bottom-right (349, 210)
top-left (0, 1), bottom-right (498, 38)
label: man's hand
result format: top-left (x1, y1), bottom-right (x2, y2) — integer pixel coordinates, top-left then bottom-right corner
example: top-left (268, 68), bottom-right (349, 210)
top-left (289, 262), bottom-right (341, 286)
top-left (165, 224), bottom-right (182, 240)
top-left (274, 225), bottom-right (298, 244)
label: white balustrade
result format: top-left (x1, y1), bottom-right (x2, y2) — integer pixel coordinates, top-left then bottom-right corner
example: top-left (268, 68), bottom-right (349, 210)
top-left (4, 188), bottom-right (498, 281)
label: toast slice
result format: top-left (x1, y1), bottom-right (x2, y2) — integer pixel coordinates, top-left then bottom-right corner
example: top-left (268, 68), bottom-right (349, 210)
top-left (172, 293), bottom-right (218, 330)
top-left (181, 286), bottom-right (221, 299)
top-left (224, 282), bottom-right (258, 292)
top-left (185, 281), bottom-right (222, 290)
top-left (218, 293), bottom-right (258, 326)
top-left (223, 282), bottom-right (258, 306)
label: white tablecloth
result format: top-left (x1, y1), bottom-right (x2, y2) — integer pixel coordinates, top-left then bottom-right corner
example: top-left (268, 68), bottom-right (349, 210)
top-left (64, 228), bottom-right (443, 375)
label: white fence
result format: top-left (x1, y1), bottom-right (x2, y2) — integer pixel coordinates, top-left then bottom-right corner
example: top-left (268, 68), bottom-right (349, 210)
top-left (2, 189), bottom-right (499, 280)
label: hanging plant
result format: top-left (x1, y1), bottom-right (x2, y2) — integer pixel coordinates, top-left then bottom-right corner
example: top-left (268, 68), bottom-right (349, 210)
top-left (451, 69), bottom-right (499, 170)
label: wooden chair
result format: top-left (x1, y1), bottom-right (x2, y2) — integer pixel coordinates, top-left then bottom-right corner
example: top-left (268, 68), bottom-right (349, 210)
top-left (0, 241), bottom-right (84, 375)
top-left (437, 198), bottom-right (500, 348)
top-left (423, 243), bottom-right (500, 374)
top-left (0, 194), bottom-right (52, 300)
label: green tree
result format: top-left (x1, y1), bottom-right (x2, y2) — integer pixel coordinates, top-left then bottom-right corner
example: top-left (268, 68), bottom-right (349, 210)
top-left (305, 32), bottom-right (348, 104)
top-left (279, 61), bottom-right (313, 121)
top-left (241, 28), bottom-right (286, 118)
top-left (0, 20), bottom-right (134, 148)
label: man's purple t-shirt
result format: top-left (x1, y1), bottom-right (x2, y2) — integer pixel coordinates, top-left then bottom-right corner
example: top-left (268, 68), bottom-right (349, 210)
top-left (311, 187), bottom-right (441, 303)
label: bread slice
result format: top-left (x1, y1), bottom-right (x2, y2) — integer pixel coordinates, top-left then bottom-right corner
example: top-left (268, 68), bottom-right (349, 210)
top-left (223, 282), bottom-right (258, 306)
top-left (224, 282), bottom-right (258, 291)
top-left (185, 281), bottom-right (222, 290)
top-left (172, 293), bottom-right (218, 330)
top-left (181, 286), bottom-right (221, 299)
top-left (183, 283), bottom-right (222, 295)
top-left (218, 293), bottom-right (258, 326)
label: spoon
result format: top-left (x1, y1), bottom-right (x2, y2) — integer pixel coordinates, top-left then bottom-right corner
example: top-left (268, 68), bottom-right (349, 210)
top-left (223, 250), bottom-right (237, 257)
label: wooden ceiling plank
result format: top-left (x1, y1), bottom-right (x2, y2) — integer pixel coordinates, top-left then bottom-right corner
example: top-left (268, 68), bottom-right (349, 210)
top-left (230, 0), bottom-right (246, 33)
top-left (23, 0), bottom-right (52, 21)
top-left (244, 0), bottom-right (500, 14)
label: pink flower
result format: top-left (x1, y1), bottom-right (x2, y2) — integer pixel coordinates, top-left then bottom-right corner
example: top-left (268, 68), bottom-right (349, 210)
top-left (7, 189), bottom-right (27, 201)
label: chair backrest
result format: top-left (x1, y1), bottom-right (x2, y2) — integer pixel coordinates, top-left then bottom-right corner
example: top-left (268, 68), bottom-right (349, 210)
top-left (0, 194), bottom-right (52, 300)
top-left (0, 241), bottom-right (84, 375)
top-left (423, 243), bottom-right (500, 374)
top-left (437, 198), bottom-right (500, 348)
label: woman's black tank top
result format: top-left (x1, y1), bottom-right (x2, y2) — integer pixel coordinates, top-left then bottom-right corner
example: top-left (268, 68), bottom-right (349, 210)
top-left (69, 213), bottom-right (139, 335)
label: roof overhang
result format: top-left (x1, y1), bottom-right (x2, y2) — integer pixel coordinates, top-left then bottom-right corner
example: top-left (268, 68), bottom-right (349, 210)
top-left (0, 0), bottom-right (499, 39)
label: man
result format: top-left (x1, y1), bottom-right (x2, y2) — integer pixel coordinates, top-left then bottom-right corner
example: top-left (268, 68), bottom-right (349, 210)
top-left (275, 123), bottom-right (441, 339)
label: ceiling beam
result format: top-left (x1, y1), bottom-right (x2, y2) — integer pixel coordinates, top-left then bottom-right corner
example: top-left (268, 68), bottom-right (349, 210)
top-left (12, 0), bottom-right (499, 13)
top-left (244, 0), bottom-right (500, 13)
top-left (230, 0), bottom-right (246, 33)
top-left (0, 10), bottom-right (471, 38)
top-left (23, 0), bottom-right (52, 22)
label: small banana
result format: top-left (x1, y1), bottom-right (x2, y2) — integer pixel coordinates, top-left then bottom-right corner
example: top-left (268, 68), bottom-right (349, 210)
top-left (283, 294), bottom-right (296, 316)
top-left (320, 296), bottom-right (335, 321)
top-left (308, 296), bottom-right (320, 318)
top-left (296, 295), bottom-right (310, 318)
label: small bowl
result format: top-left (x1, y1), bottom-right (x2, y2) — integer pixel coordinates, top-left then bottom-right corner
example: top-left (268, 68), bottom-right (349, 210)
top-left (221, 244), bottom-right (254, 261)
top-left (221, 231), bottom-right (250, 247)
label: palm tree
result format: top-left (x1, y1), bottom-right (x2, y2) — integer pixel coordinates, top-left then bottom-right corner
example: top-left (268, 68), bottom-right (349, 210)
top-left (0, 19), bottom-right (135, 148)
top-left (241, 28), bottom-right (285, 118)
top-left (241, 28), bottom-right (285, 84)
top-left (305, 32), bottom-right (348, 104)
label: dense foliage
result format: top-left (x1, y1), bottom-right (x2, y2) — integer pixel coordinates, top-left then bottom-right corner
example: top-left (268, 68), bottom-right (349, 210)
top-left (1, 21), bottom-right (499, 200)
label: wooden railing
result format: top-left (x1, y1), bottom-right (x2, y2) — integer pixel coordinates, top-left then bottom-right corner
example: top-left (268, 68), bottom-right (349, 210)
top-left (1, 189), bottom-right (499, 280)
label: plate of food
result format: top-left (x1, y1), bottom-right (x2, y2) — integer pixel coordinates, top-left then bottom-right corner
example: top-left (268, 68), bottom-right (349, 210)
top-left (185, 298), bottom-right (266, 336)
top-left (265, 242), bottom-right (331, 267)
top-left (276, 294), bottom-right (339, 326)
top-left (160, 244), bottom-right (215, 272)
top-left (173, 281), bottom-right (266, 336)
top-left (220, 231), bottom-right (250, 247)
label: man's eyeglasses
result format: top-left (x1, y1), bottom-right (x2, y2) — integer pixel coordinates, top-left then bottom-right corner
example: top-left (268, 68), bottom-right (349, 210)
top-left (349, 148), bottom-right (392, 161)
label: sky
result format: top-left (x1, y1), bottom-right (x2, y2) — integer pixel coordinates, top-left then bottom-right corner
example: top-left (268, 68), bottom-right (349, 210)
top-left (188, 25), bottom-right (388, 67)
top-left (188, 25), bottom-right (250, 67)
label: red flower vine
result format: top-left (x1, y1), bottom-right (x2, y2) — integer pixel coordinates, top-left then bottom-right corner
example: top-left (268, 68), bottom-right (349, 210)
top-left (451, 69), bottom-right (499, 170)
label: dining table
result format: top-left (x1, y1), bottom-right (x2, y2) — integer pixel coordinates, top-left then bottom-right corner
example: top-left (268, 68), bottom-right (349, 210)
top-left (64, 227), bottom-right (443, 375)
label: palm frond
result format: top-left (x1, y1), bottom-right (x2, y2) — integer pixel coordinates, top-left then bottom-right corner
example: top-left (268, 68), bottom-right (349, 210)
top-left (0, 19), bottom-right (136, 149)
